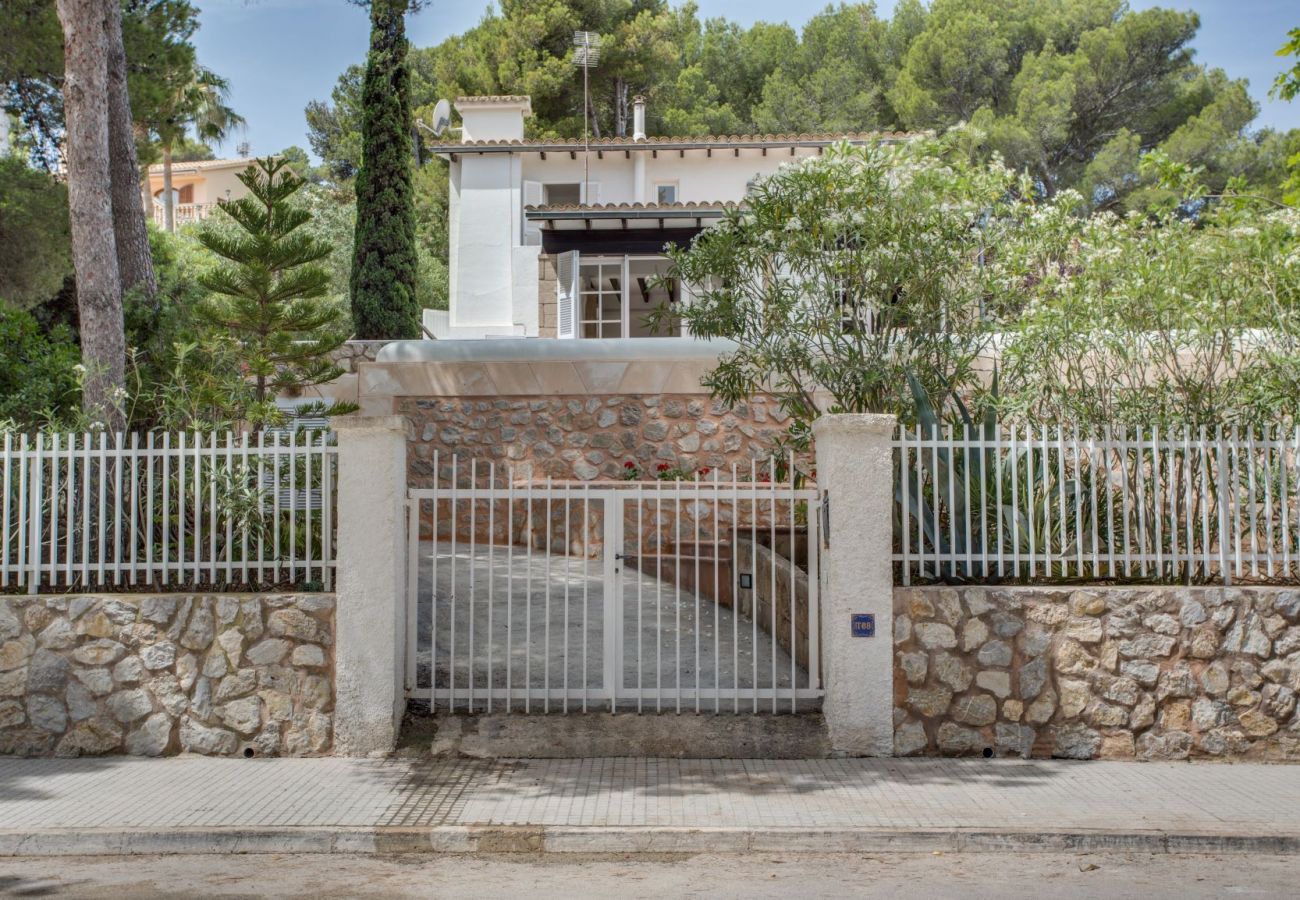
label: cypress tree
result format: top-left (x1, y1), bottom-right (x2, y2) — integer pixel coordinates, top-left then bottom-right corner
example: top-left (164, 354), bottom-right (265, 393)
top-left (349, 0), bottom-right (420, 339)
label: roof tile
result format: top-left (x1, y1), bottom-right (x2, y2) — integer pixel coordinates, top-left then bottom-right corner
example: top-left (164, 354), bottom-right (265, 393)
top-left (432, 131), bottom-right (915, 152)
top-left (525, 200), bottom-right (739, 213)
top-left (144, 157), bottom-right (257, 174)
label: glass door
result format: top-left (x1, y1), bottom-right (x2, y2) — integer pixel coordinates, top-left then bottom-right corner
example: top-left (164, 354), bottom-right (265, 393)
top-left (579, 257), bottom-right (624, 338)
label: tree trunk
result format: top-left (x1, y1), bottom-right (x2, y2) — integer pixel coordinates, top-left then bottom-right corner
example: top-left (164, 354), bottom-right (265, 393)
top-left (162, 143), bottom-right (175, 233)
top-left (587, 94), bottom-right (602, 140)
top-left (105, 0), bottom-right (156, 298)
top-left (55, 0), bottom-right (126, 431)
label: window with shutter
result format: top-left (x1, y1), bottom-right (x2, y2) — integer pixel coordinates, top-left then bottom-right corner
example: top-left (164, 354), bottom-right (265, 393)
top-left (556, 250), bottom-right (578, 339)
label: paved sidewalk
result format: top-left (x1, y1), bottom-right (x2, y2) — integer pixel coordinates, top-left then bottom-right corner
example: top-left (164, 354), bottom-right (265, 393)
top-left (1, 756), bottom-right (1299, 855)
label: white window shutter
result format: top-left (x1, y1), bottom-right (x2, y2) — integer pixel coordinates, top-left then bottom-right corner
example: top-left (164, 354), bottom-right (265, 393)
top-left (584, 181), bottom-right (601, 205)
top-left (556, 250), bottom-right (578, 339)
top-left (521, 180), bottom-right (543, 245)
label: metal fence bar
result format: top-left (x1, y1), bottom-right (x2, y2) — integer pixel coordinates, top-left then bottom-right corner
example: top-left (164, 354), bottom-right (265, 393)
top-left (894, 424), bottom-right (1300, 586)
top-left (408, 457), bottom-right (822, 715)
top-left (0, 429), bottom-right (338, 593)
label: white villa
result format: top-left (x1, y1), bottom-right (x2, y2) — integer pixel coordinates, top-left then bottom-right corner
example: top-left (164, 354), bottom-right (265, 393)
top-left (140, 157), bottom-right (255, 228)
top-left (427, 95), bottom-right (903, 341)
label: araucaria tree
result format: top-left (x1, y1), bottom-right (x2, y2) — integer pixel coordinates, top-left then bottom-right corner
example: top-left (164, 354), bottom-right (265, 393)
top-left (349, 0), bottom-right (420, 339)
top-left (196, 157), bottom-right (356, 428)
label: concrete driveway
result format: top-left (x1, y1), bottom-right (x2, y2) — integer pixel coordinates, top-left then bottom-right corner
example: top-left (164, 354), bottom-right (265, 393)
top-left (410, 541), bottom-right (806, 709)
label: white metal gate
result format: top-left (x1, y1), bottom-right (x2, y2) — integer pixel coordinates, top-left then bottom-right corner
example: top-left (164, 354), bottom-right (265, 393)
top-left (404, 456), bottom-right (822, 714)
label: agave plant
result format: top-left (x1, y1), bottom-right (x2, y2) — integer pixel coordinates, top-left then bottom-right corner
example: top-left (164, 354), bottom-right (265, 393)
top-left (897, 372), bottom-right (1110, 582)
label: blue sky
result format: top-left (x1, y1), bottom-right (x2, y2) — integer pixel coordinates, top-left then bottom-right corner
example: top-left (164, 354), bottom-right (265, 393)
top-left (193, 0), bottom-right (1299, 160)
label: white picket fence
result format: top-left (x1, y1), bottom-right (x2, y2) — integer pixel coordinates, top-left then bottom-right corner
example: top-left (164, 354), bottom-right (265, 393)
top-left (895, 424), bottom-right (1300, 585)
top-left (0, 430), bottom-right (337, 592)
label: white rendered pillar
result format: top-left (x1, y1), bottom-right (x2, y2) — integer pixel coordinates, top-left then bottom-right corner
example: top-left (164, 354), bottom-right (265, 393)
top-left (332, 415), bottom-right (407, 756)
top-left (812, 413), bottom-right (897, 756)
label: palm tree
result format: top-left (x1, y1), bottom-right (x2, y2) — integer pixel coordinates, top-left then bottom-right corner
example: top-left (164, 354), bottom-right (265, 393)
top-left (154, 67), bottom-right (245, 233)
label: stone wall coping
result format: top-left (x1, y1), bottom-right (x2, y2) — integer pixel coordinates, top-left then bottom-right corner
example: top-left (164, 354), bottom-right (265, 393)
top-left (375, 337), bottom-right (737, 364)
top-left (333, 415), bottom-right (408, 432)
top-left (812, 413), bottom-right (898, 438)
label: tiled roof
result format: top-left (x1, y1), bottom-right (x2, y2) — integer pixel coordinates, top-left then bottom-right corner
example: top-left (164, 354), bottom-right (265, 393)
top-left (455, 95), bottom-right (532, 105)
top-left (525, 200), bottom-right (739, 213)
top-left (432, 131), bottom-right (914, 153)
top-left (145, 157), bottom-right (256, 174)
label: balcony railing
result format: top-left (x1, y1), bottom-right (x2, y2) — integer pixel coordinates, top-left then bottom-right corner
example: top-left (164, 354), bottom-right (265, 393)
top-left (150, 202), bottom-right (216, 228)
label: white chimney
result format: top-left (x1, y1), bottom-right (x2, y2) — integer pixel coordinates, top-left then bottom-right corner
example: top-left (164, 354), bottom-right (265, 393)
top-left (632, 95), bottom-right (646, 142)
top-left (454, 96), bottom-right (533, 142)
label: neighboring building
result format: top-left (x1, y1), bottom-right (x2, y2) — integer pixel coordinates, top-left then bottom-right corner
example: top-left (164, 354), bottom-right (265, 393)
top-left (428, 95), bottom-right (907, 340)
top-left (140, 157), bottom-right (255, 228)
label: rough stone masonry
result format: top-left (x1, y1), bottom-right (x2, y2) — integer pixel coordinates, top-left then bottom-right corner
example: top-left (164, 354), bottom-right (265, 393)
top-left (0, 594), bottom-right (334, 757)
top-left (894, 585), bottom-right (1300, 760)
top-left (401, 394), bottom-right (791, 484)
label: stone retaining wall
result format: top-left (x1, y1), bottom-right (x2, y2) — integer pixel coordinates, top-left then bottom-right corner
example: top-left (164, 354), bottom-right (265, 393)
top-left (0, 594), bottom-right (334, 758)
top-left (403, 394), bottom-right (799, 555)
top-left (894, 585), bottom-right (1300, 760)
top-left (402, 394), bottom-right (790, 483)
top-left (328, 340), bottom-right (390, 374)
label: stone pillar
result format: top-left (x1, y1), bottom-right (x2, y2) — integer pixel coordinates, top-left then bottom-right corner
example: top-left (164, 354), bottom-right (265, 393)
top-left (332, 416), bottom-right (407, 756)
top-left (812, 413), bottom-right (896, 756)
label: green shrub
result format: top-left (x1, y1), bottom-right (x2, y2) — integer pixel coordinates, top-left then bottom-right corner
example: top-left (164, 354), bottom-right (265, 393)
top-left (0, 307), bottom-right (81, 428)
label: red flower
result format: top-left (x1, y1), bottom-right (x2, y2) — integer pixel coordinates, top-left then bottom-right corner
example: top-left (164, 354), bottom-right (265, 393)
top-left (698, 467), bottom-right (711, 476)
top-left (624, 461), bottom-right (636, 469)
top-left (657, 463), bottom-right (670, 472)
top-left (810, 469), bottom-right (817, 479)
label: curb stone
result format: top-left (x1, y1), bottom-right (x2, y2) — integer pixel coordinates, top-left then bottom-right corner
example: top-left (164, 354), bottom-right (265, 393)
top-left (1, 826), bottom-right (1297, 857)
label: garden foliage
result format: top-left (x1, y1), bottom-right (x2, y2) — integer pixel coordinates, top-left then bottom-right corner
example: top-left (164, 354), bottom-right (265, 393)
top-left (667, 133), bottom-right (1300, 440)
top-left (194, 156), bottom-right (356, 428)
top-left (348, 0), bottom-right (420, 339)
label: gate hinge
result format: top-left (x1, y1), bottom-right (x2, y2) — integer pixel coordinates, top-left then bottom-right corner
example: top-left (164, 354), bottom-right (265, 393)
top-left (820, 490), bottom-right (830, 548)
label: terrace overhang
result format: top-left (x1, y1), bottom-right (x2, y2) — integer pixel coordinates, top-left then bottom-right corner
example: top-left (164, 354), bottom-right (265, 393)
top-left (525, 202), bottom-right (732, 254)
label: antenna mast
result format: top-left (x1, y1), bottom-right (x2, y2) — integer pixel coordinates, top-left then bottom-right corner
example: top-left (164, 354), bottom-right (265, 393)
top-left (572, 31), bottom-right (601, 203)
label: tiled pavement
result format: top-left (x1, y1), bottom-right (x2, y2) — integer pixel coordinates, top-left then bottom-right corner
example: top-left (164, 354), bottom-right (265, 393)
top-left (2, 756), bottom-right (1298, 837)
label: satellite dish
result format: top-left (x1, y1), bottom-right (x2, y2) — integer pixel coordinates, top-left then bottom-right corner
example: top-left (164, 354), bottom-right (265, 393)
top-left (430, 98), bottom-right (451, 137)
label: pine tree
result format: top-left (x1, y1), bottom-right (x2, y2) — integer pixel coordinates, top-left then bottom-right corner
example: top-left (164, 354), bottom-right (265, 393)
top-left (196, 156), bottom-right (356, 428)
top-left (349, 0), bottom-right (420, 339)
top-left (55, 0), bottom-right (126, 430)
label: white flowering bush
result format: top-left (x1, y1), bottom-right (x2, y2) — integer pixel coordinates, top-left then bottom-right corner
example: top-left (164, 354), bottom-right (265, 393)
top-left (667, 136), bottom-right (1300, 438)
top-left (992, 187), bottom-right (1300, 428)
top-left (662, 137), bottom-right (1034, 444)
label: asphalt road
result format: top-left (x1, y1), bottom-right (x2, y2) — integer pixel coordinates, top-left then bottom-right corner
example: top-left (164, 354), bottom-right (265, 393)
top-left (0, 852), bottom-right (1293, 898)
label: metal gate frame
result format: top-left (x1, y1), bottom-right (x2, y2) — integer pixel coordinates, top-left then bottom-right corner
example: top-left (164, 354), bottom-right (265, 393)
top-left (405, 469), bottom-right (822, 714)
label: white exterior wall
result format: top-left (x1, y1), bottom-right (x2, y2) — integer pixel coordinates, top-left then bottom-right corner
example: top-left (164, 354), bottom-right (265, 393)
top-left (458, 105), bottom-right (528, 142)
top-left (514, 149), bottom-right (815, 208)
top-left (191, 166), bottom-right (250, 204)
top-left (445, 142), bottom-right (824, 339)
top-left (444, 154), bottom-right (532, 337)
